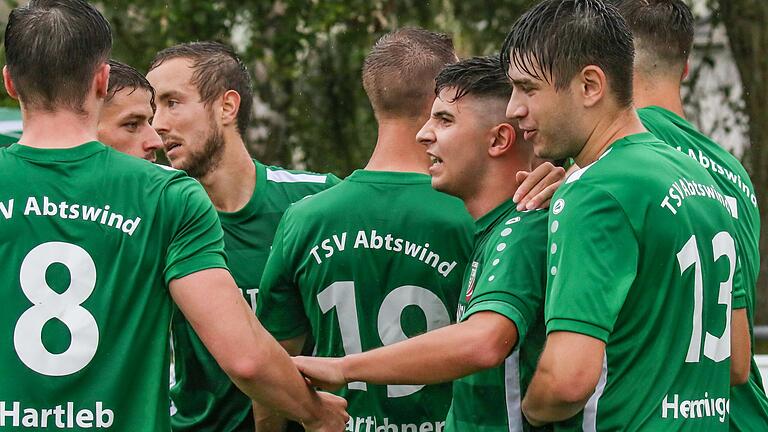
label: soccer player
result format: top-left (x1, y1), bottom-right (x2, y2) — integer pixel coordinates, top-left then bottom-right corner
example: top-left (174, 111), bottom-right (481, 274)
top-left (293, 55), bottom-right (550, 432)
top-left (501, 0), bottom-right (748, 429)
top-left (254, 28), bottom-right (475, 432)
top-left (613, 1), bottom-right (767, 428)
top-left (97, 59), bottom-right (162, 162)
top-left (146, 41), bottom-right (341, 432)
top-left (0, 1), bottom-right (347, 431)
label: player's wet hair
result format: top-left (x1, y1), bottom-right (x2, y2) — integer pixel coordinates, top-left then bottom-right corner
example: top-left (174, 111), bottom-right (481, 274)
top-left (363, 27), bottom-right (456, 119)
top-left (435, 56), bottom-right (511, 103)
top-left (500, 0), bottom-right (634, 108)
top-left (612, 0), bottom-right (694, 75)
top-left (4, 0), bottom-right (112, 113)
top-left (149, 41), bottom-right (253, 140)
top-left (107, 60), bottom-right (156, 111)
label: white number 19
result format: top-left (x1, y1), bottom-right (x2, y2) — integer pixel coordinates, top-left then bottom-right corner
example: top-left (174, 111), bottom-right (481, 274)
top-left (317, 281), bottom-right (450, 397)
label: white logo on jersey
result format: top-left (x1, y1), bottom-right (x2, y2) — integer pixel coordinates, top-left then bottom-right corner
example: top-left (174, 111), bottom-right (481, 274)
top-left (552, 199), bottom-right (565, 215)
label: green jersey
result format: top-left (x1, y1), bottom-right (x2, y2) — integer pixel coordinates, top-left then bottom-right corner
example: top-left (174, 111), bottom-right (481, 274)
top-left (169, 160), bottom-right (339, 432)
top-left (257, 170), bottom-right (474, 432)
top-left (547, 133), bottom-right (744, 431)
top-left (638, 106), bottom-right (768, 431)
top-left (446, 201), bottom-right (548, 432)
top-left (0, 142), bottom-right (227, 431)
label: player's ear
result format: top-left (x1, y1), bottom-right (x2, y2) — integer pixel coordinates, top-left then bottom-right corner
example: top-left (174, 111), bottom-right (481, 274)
top-left (682, 60), bottom-right (690, 81)
top-left (220, 90), bottom-right (241, 128)
top-left (488, 122), bottom-right (515, 158)
top-left (93, 62), bottom-right (110, 99)
top-left (3, 66), bottom-right (18, 100)
top-left (578, 65), bottom-right (606, 109)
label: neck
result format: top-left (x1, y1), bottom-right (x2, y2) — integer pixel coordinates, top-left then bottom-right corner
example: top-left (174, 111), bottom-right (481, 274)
top-left (197, 130), bottom-right (256, 213)
top-left (365, 117), bottom-right (430, 174)
top-left (633, 75), bottom-right (686, 119)
top-left (463, 159), bottom-right (527, 220)
top-left (575, 106), bottom-right (646, 167)
top-left (18, 108), bottom-right (99, 149)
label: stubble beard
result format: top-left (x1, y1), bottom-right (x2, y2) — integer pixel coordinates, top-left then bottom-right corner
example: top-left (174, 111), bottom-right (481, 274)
top-left (184, 120), bottom-right (226, 180)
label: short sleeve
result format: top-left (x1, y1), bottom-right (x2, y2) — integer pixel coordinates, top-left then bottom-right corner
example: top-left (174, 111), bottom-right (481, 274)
top-left (732, 255), bottom-right (747, 310)
top-left (256, 211), bottom-right (310, 340)
top-left (463, 213), bottom-right (547, 345)
top-left (162, 176), bottom-right (228, 284)
top-left (545, 187), bottom-right (639, 342)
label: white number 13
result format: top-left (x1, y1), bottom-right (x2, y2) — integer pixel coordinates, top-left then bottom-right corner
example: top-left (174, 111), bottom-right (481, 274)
top-left (677, 232), bottom-right (735, 363)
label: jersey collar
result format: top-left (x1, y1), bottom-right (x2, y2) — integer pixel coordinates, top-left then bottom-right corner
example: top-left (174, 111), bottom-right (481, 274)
top-left (6, 141), bottom-right (105, 161)
top-left (475, 198), bottom-right (519, 235)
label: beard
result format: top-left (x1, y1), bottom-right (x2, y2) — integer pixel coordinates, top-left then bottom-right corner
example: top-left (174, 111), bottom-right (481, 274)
top-left (184, 120), bottom-right (226, 179)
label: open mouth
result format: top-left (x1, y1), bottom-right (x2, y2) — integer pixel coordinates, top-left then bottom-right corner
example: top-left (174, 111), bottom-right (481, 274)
top-left (165, 142), bottom-right (182, 155)
top-left (428, 153), bottom-right (444, 167)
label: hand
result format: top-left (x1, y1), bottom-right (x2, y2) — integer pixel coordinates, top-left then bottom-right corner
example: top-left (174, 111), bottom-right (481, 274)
top-left (293, 356), bottom-right (347, 392)
top-left (513, 162), bottom-right (565, 211)
top-left (301, 391), bottom-right (349, 432)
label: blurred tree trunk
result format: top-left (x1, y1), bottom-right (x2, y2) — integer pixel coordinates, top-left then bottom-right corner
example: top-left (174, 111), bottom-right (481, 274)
top-left (719, 0), bottom-right (768, 323)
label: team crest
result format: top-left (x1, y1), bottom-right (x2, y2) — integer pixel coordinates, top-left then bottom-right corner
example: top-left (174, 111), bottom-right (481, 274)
top-left (465, 261), bottom-right (479, 302)
top-left (553, 198), bottom-right (565, 215)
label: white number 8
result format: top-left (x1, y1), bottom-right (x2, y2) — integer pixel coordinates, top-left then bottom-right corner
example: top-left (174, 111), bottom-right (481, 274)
top-left (14, 242), bottom-right (99, 376)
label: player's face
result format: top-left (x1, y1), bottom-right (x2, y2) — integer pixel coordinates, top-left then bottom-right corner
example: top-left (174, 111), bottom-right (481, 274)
top-left (417, 88), bottom-right (488, 199)
top-left (147, 58), bottom-right (224, 178)
top-left (505, 61), bottom-right (581, 160)
top-left (97, 88), bottom-right (162, 162)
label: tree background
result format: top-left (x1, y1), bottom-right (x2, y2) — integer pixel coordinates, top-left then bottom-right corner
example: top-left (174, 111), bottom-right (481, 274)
top-left (1, 0), bottom-right (767, 324)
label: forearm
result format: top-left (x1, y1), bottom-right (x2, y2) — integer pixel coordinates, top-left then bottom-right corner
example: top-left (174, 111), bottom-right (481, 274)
top-left (251, 335), bottom-right (308, 431)
top-left (170, 270), bottom-right (328, 426)
top-left (344, 317), bottom-right (515, 385)
top-left (225, 316), bottom-right (327, 425)
top-left (253, 401), bottom-right (288, 432)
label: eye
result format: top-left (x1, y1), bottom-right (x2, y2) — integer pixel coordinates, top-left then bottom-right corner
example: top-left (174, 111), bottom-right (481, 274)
top-left (167, 100), bottom-right (179, 108)
top-left (122, 122), bottom-right (138, 132)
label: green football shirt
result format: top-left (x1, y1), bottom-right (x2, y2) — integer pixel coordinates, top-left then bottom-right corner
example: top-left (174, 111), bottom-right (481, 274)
top-left (446, 200), bottom-right (548, 432)
top-left (547, 133), bottom-right (744, 431)
top-left (257, 170), bottom-right (474, 432)
top-left (0, 142), bottom-right (227, 431)
top-left (169, 159), bottom-right (339, 432)
top-left (639, 106), bottom-right (768, 431)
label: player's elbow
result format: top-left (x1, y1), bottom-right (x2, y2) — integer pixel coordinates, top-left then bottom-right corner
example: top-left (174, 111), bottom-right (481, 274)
top-left (469, 341), bottom-right (512, 370)
top-left (546, 369), bottom-right (598, 406)
top-left (221, 357), bottom-right (266, 384)
top-left (731, 360), bottom-right (750, 386)
top-left (466, 323), bottom-right (518, 370)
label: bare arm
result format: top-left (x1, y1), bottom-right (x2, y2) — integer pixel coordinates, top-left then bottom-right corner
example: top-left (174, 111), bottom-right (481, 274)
top-left (253, 334), bottom-right (308, 432)
top-left (731, 308), bottom-right (751, 385)
top-left (522, 332), bottom-right (605, 426)
top-left (170, 269), bottom-right (347, 431)
top-left (294, 311), bottom-right (518, 390)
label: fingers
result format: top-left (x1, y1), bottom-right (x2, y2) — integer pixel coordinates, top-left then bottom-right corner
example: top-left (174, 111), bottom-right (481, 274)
top-left (293, 356), bottom-right (346, 392)
top-left (525, 179), bottom-right (562, 210)
top-left (514, 163), bottom-right (565, 211)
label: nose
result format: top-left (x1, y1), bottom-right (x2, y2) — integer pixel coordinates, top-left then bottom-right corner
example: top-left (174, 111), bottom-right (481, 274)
top-left (143, 124), bottom-right (163, 152)
top-left (505, 92), bottom-right (528, 120)
top-left (416, 120), bottom-right (436, 148)
top-left (152, 106), bottom-right (170, 137)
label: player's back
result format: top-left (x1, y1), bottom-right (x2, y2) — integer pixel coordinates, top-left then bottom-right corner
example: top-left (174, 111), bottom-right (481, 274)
top-left (548, 133), bottom-right (738, 431)
top-left (0, 142), bottom-right (225, 431)
top-left (257, 169), bottom-right (474, 430)
top-left (638, 106), bottom-right (768, 431)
